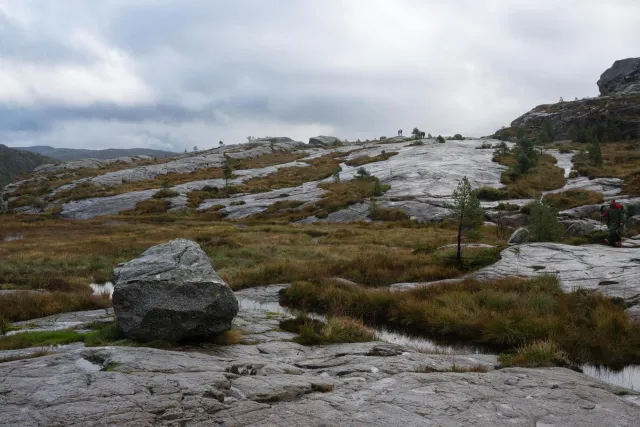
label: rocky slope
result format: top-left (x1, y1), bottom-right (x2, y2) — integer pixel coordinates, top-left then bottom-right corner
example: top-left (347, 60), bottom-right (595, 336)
top-left (0, 144), bottom-right (56, 188)
top-left (17, 145), bottom-right (177, 161)
top-left (495, 58), bottom-right (640, 140)
top-left (1, 287), bottom-right (638, 427)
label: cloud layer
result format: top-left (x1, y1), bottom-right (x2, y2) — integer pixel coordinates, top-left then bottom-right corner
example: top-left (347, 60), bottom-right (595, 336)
top-left (2, 0), bottom-right (639, 151)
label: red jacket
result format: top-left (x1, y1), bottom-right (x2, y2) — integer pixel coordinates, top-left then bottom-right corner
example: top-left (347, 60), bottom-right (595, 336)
top-left (601, 203), bottom-right (623, 217)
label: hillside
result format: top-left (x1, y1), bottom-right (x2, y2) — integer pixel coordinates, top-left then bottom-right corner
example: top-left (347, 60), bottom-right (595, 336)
top-left (0, 144), bottom-right (56, 188)
top-left (17, 146), bottom-right (177, 162)
top-left (495, 57), bottom-right (640, 142)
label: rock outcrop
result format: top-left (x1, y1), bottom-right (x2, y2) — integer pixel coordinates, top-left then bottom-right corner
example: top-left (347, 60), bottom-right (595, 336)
top-left (495, 58), bottom-right (640, 140)
top-left (598, 57), bottom-right (640, 96)
top-left (112, 239), bottom-right (238, 342)
top-left (308, 135), bottom-right (341, 147)
top-left (508, 227), bottom-right (529, 244)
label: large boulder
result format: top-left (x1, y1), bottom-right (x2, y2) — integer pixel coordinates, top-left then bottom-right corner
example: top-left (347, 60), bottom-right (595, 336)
top-left (508, 227), bottom-right (529, 245)
top-left (597, 57), bottom-right (640, 95)
top-left (112, 239), bottom-right (238, 342)
top-left (561, 219), bottom-right (607, 238)
top-left (308, 136), bottom-right (340, 147)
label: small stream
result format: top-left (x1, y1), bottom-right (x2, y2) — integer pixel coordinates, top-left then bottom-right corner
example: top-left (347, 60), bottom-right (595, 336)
top-left (91, 282), bottom-right (640, 391)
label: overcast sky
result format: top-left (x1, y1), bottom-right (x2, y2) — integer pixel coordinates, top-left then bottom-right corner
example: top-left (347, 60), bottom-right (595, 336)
top-left (1, 0), bottom-right (639, 152)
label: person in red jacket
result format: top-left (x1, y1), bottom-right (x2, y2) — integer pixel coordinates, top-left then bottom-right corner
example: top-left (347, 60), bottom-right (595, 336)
top-left (601, 200), bottom-right (627, 247)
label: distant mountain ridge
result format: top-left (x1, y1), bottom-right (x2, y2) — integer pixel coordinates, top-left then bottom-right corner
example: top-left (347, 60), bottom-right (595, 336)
top-left (17, 146), bottom-right (178, 162)
top-left (0, 144), bottom-right (57, 188)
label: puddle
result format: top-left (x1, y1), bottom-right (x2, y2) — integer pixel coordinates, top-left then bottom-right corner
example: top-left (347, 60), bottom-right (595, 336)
top-left (582, 365), bottom-right (640, 391)
top-left (238, 297), bottom-right (489, 355)
top-left (91, 282), bottom-right (114, 297)
top-left (3, 233), bottom-right (23, 242)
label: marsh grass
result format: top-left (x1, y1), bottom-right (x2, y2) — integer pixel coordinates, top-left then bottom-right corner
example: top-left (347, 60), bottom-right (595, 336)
top-left (544, 189), bottom-right (603, 211)
top-left (280, 276), bottom-right (640, 366)
top-left (495, 153), bottom-right (566, 198)
top-left (499, 340), bottom-right (570, 368)
top-left (279, 315), bottom-right (377, 345)
top-left (345, 151), bottom-right (399, 167)
top-left (0, 292), bottom-right (112, 322)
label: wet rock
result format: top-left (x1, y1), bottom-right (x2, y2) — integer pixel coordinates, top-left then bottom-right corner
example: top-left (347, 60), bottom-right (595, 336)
top-left (112, 239), bottom-right (238, 342)
top-left (627, 215), bottom-right (640, 229)
top-left (508, 227), bottom-right (529, 245)
top-left (486, 211), bottom-right (529, 228)
top-left (598, 57), bottom-right (640, 95)
top-left (308, 136), bottom-right (340, 147)
top-left (0, 346), bottom-right (637, 427)
top-left (474, 243), bottom-right (640, 305)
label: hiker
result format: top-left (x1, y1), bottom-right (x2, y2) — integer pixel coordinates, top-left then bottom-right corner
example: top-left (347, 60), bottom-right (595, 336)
top-left (601, 200), bottom-right (627, 247)
top-left (398, 129), bottom-right (403, 136)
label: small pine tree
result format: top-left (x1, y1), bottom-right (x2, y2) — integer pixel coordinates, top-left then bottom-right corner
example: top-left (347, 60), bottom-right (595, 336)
top-left (542, 120), bottom-right (554, 141)
top-left (436, 135), bottom-right (446, 144)
top-left (427, 133), bottom-right (433, 139)
top-left (411, 127), bottom-right (422, 138)
top-left (529, 198), bottom-right (564, 242)
top-left (356, 167), bottom-right (370, 179)
top-left (567, 124), bottom-right (578, 142)
top-left (193, 146), bottom-right (198, 152)
top-left (183, 149), bottom-right (188, 154)
top-left (373, 178), bottom-right (382, 196)
top-left (446, 176), bottom-right (484, 262)
top-left (222, 156), bottom-right (233, 189)
top-left (332, 166), bottom-right (342, 182)
top-left (588, 136), bottom-right (603, 167)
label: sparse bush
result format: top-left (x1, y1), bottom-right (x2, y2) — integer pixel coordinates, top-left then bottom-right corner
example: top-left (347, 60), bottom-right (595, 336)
top-left (279, 315), bottom-right (376, 345)
top-left (499, 340), bottom-right (570, 368)
top-left (475, 187), bottom-right (508, 201)
top-left (436, 135), bottom-right (446, 144)
top-left (152, 189), bottom-right (179, 199)
top-left (453, 134), bottom-right (464, 140)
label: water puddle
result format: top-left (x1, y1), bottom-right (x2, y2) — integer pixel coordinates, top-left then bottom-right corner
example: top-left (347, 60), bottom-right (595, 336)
top-left (238, 297), bottom-right (488, 355)
top-left (3, 233), bottom-right (23, 242)
top-left (91, 282), bottom-right (114, 297)
top-left (582, 365), bottom-right (640, 391)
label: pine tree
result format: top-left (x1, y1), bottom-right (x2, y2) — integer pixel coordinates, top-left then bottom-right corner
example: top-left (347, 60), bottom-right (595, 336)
top-left (436, 135), bottom-right (446, 144)
top-left (542, 120), bottom-right (554, 141)
top-left (446, 176), bottom-right (484, 262)
top-left (588, 136), bottom-right (603, 167)
top-left (567, 124), bottom-right (578, 142)
top-left (222, 156), bottom-right (233, 189)
top-left (529, 199), bottom-right (564, 242)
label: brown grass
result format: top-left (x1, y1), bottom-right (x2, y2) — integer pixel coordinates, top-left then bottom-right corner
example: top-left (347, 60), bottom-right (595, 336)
top-left (572, 141), bottom-right (640, 196)
top-left (345, 151), bottom-right (398, 167)
top-left (281, 276), bottom-right (640, 366)
top-left (496, 153), bottom-right (566, 198)
top-left (0, 291), bottom-right (111, 322)
top-left (544, 189), bottom-right (603, 211)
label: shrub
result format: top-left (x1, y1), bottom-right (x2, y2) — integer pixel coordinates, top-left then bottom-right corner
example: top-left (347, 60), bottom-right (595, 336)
top-left (152, 189), bottom-right (179, 199)
top-left (453, 134), bottom-right (464, 140)
top-left (280, 315), bottom-right (376, 345)
top-left (436, 135), bottom-right (446, 144)
top-left (544, 190), bottom-right (603, 211)
top-left (475, 187), bottom-right (508, 201)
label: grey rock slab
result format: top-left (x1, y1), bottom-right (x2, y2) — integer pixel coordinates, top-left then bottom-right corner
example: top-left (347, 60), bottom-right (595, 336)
top-left (60, 188), bottom-right (158, 219)
top-left (308, 135), bottom-right (341, 147)
top-left (474, 243), bottom-right (640, 303)
top-left (112, 239), bottom-right (238, 341)
top-left (10, 309), bottom-right (114, 335)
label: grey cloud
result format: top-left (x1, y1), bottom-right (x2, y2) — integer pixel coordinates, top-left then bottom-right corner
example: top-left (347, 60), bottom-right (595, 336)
top-left (1, 0), bottom-right (640, 151)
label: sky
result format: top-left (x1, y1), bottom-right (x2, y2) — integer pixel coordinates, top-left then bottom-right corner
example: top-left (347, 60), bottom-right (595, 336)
top-left (1, 0), bottom-right (639, 152)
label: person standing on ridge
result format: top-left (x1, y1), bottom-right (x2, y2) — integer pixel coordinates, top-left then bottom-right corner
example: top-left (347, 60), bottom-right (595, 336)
top-left (601, 200), bottom-right (627, 247)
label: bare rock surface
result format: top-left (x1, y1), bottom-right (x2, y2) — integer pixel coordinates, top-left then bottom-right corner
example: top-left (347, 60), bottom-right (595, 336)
top-left (2, 307), bottom-right (639, 426)
top-left (2, 284), bottom-right (640, 426)
top-left (112, 239), bottom-right (238, 342)
top-left (598, 57), bottom-right (640, 95)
